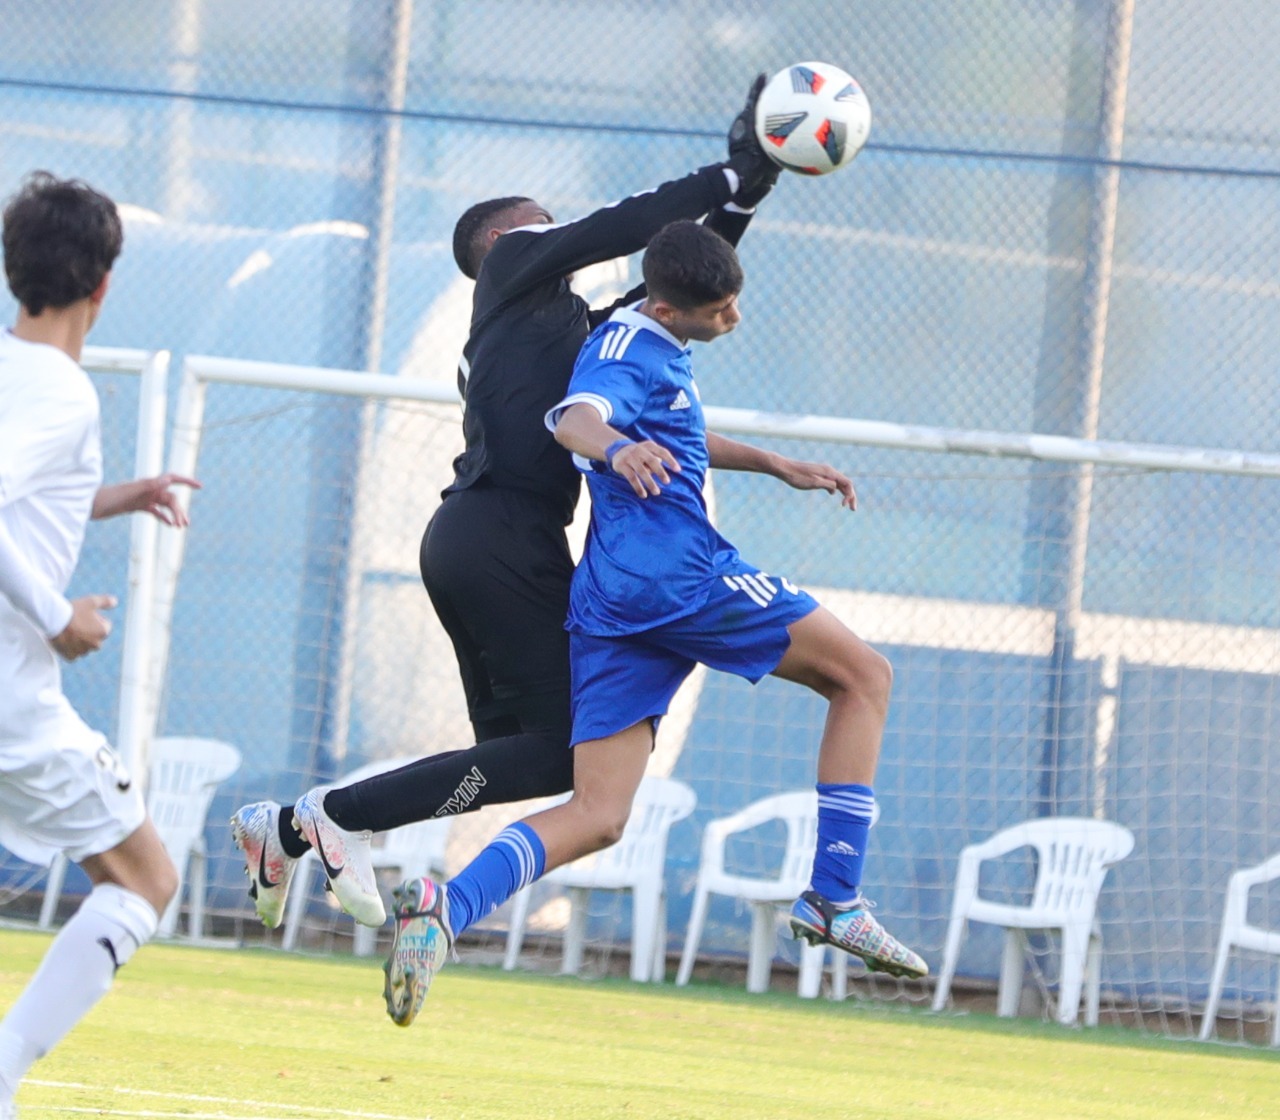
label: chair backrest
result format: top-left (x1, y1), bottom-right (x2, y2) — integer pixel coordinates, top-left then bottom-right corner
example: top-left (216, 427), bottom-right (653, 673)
top-left (706, 790), bottom-right (880, 895)
top-left (554, 776), bottom-right (697, 888)
top-left (1232, 850), bottom-right (1280, 894)
top-left (146, 736), bottom-right (242, 867)
top-left (764, 791), bottom-right (820, 895)
top-left (1217, 849), bottom-right (1280, 935)
top-left (969, 817), bottom-right (1135, 917)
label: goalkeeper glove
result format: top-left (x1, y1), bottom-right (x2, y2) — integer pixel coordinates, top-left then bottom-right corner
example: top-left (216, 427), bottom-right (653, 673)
top-left (726, 72), bottom-right (782, 208)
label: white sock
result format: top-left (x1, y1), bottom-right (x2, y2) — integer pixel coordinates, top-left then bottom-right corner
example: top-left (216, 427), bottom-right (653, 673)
top-left (0, 884), bottom-right (158, 1096)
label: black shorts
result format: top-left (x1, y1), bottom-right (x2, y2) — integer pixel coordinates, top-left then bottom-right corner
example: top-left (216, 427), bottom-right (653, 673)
top-left (420, 486), bottom-right (573, 741)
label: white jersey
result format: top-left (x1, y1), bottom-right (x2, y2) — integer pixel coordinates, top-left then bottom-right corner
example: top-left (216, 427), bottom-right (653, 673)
top-left (0, 329), bottom-right (104, 751)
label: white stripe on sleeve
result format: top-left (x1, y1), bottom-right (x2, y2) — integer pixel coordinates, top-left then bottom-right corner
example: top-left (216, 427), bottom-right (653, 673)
top-left (545, 392), bottom-right (614, 432)
top-left (740, 572), bottom-right (777, 603)
top-left (728, 574), bottom-right (770, 608)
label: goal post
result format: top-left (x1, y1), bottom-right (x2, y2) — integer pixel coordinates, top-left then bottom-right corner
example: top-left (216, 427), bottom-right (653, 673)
top-left (81, 346), bottom-right (171, 780)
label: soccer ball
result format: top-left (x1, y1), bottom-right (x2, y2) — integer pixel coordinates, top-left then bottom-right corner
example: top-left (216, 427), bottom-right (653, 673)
top-left (754, 61), bottom-right (872, 176)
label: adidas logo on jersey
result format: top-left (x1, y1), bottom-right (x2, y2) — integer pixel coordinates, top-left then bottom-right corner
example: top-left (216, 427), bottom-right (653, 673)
top-left (669, 389), bottom-right (691, 411)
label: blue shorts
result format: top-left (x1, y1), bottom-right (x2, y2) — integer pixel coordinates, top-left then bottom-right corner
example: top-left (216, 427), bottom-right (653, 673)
top-left (568, 562), bottom-right (819, 746)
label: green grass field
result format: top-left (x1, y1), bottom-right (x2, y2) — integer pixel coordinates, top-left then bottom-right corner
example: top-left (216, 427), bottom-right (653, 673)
top-left (1, 927), bottom-right (1275, 1119)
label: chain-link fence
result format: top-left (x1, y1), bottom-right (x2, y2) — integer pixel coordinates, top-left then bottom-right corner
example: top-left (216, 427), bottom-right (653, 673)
top-left (2, 0), bottom-right (1279, 1039)
top-left (3, 2), bottom-right (1278, 443)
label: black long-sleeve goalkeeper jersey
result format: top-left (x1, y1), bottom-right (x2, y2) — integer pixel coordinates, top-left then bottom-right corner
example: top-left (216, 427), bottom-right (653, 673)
top-left (443, 163), bottom-right (743, 526)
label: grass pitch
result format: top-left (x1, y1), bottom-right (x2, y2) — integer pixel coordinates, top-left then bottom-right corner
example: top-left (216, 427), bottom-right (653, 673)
top-left (1, 927), bottom-right (1275, 1119)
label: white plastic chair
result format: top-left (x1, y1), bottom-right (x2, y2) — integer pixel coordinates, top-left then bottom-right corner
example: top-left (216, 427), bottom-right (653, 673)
top-left (1199, 851), bottom-right (1280, 1046)
top-left (675, 790), bottom-right (879, 997)
top-left (39, 735), bottom-right (243, 940)
top-left (281, 757), bottom-right (453, 956)
top-left (503, 776), bottom-right (697, 983)
top-left (931, 817), bottom-right (1135, 1026)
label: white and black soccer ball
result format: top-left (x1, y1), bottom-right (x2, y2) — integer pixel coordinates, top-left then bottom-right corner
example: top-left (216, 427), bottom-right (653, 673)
top-left (754, 61), bottom-right (872, 176)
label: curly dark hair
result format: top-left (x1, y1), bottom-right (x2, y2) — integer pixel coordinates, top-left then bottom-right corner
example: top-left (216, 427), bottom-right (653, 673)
top-left (3, 171), bottom-right (123, 315)
top-left (451, 195), bottom-right (532, 280)
top-left (641, 220), bottom-right (743, 310)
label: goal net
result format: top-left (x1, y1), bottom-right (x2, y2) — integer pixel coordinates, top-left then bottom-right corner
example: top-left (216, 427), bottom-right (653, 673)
top-left (133, 353), bottom-right (1280, 1042)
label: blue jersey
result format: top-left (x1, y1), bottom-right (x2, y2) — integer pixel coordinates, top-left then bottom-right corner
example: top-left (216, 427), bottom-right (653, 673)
top-left (546, 305), bottom-right (741, 636)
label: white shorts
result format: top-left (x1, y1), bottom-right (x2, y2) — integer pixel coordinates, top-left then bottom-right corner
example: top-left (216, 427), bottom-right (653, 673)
top-left (0, 737), bottom-right (146, 867)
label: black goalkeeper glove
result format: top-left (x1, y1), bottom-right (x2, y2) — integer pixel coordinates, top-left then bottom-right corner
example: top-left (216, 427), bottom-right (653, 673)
top-left (726, 72), bottom-right (782, 208)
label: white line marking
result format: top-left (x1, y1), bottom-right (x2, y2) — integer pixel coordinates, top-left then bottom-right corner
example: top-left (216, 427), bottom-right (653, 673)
top-left (29, 1108), bottom-right (331, 1119)
top-left (26, 1080), bottom-right (422, 1120)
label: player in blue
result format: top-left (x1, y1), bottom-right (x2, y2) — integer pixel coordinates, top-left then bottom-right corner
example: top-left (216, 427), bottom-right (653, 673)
top-left (382, 220), bottom-right (926, 1026)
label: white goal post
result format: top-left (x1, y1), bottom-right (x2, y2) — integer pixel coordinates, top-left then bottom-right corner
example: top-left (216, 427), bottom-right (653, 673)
top-left (81, 346), bottom-right (170, 780)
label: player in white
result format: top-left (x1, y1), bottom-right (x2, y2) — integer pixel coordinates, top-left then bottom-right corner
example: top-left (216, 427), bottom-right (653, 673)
top-left (0, 172), bottom-right (199, 1119)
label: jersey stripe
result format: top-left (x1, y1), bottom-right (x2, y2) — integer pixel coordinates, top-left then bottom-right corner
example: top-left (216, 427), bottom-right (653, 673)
top-left (741, 572), bottom-right (776, 603)
top-left (612, 324), bottom-right (640, 360)
top-left (724, 574), bottom-right (770, 608)
top-left (600, 324), bottom-right (639, 361)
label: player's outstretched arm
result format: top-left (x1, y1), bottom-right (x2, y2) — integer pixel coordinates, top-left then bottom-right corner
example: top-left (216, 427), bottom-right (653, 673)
top-left (493, 166), bottom-right (734, 306)
top-left (92, 473), bottom-right (201, 525)
top-left (707, 432), bottom-right (856, 511)
top-left (553, 403), bottom-right (680, 499)
top-left (501, 75), bottom-right (779, 308)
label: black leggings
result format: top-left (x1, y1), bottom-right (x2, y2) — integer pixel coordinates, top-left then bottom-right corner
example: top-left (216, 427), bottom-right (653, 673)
top-left (321, 487), bottom-right (577, 831)
top-left (325, 732), bottom-right (574, 831)
top-left (421, 486), bottom-right (574, 736)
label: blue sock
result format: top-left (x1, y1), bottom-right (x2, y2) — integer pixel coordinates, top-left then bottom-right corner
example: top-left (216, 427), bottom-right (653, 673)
top-left (444, 822), bottom-right (546, 937)
top-left (808, 782), bottom-right (875, 907)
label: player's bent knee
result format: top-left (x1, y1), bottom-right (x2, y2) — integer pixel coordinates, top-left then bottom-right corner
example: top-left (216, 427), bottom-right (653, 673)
top-left (550, 788), bottom-right (629, 861)
top-left (583, 808), bottom-right (630, 852)
top-left (89, 835), bottom-right (180, 916)
top-left (824, 644), bottom-right (893, 706)
top-left (565, 796), bottom-right (630, 854)
top-left (112, 862), bottom-right (178, 919)
top-left (593, 813), bottom-right (629, 851)
top-left (135, 838), bottom-right (181, 913)
top-left (855, 653), bottom-right (893, 720)
top-left (152, 855), bottom-right (181, 912)
top-left (863, 647), bottom-right (894, 703)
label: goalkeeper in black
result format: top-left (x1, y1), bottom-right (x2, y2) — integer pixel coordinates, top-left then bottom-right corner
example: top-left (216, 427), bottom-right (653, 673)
top-left (231, 77), bottom-right (857, 932)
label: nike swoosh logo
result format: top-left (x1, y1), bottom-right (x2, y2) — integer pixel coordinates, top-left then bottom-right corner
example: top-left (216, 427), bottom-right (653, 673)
top-left (257, 838), bottom-right (279, 890)
top-left (98, 936), bottom-right (121, 974)
top-left (313, 832), bottom-right (344, 881)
